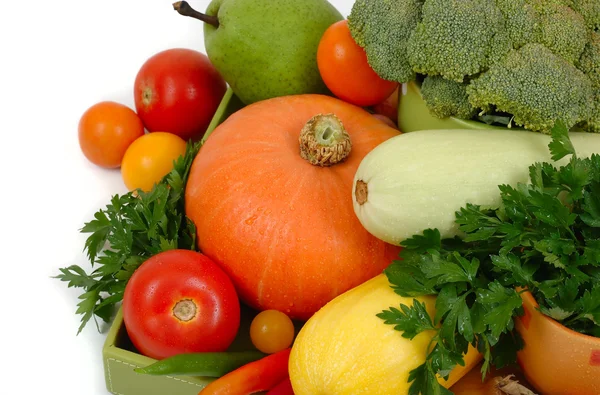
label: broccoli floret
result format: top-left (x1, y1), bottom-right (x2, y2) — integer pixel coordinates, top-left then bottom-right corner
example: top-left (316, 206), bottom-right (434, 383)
top-left (496, 0), bottom-right (589, 62)
top-left (568, 0), bottom-right (600, 30)
top-left (347, 0), bottom-right (423, 83)
top-left (532, 0), bottom-right (590, 64)
top-left (407, 0), bottom-right (511, 83)
top-left (420, 76), bottom-right (477, 119)
top-left (577, 32), bottom-right (600, 132)
top-left (577, 31), bottom-right (600, 88)
top-left (467, 43), bottom-right (595, 133)
top-left (495, 0), bottom-right (540, 49)
top-left (584, 93), bottom-right (600, 132)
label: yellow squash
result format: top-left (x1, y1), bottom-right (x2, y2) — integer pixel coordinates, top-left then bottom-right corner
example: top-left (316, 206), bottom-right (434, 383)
top-left (289, 274), bottom-right (482, 394)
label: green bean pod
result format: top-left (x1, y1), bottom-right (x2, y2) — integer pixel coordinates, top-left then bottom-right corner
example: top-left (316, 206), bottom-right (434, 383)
top-left (134, 351), bottom-right (266, 377)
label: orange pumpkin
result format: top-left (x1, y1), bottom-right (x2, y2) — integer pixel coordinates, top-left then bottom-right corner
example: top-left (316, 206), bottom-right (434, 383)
top-left (185, 94), bottom-right (401, 320)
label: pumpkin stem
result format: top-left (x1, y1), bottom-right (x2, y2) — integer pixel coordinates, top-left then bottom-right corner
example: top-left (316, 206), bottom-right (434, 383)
top-left (173, 1), bottom-right (220, 28)
top-left (299, 114), bottom-right (352, 167)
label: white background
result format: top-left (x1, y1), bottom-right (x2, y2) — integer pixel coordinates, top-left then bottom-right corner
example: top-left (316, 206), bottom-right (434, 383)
top-left (1, 0), bottom-right (354, 394)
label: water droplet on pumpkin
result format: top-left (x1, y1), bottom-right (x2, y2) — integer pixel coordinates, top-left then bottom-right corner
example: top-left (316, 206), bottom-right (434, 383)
top-left (245, 214), bottom-right (258, 225)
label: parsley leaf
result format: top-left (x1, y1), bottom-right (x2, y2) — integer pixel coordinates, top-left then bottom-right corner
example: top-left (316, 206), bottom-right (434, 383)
top-left (477, 282), bottom-right (523, 339)
top-left (401, 228), bottom-right (442, 252)
top-left (548, 120), bottom-right (575, 161)
top-left (377, 299), bottom-right (436, 339)
top-left (55, 141), bottom-right (202, 334)
top-left (384, 257), bottom-right (437, 297)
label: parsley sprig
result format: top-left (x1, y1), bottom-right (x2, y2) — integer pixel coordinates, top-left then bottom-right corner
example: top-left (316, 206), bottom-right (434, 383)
top-left (55, 141), bottom-right (202, 334)
top-left (379, 122), bottom-right (600, 394)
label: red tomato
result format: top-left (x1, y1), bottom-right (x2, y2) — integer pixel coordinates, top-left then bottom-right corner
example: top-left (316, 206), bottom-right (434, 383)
top-left (78, 101), bottom-right (145, 168)
top-left (317, 20), bottom-right (398, 107)
top-left (122, 249), bottom-right (241, 360)
top-left (134, 48), bottom-right (227, 142)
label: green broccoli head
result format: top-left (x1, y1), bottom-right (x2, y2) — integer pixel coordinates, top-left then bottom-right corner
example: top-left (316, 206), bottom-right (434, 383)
top-left (577, 32), bottom-right (600, 132)
top-left (584, 93), bottom-right (600, 132)
top-left (467, 43), bottom-right (595, 133)
top-left (420, 76), bottom-right (477, 119)
top-left (495, 0), bottom-right (589, 63)
top-left (407, 0), bottom-right (512, 83)
top-left (532, 0), bottom-right (590, 64)
top-left (577, 31), bottom-right (600, 88)
top-left (347, 0), bottom-right (423, 83)
top-left (495, 0), bottom-right (540, 49)
top-left (568, 0), bottom-right (600, 30)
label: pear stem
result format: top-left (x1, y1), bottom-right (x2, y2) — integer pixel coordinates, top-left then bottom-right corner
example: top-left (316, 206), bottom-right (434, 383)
top-left (173, 1), bottom-right (220, 28)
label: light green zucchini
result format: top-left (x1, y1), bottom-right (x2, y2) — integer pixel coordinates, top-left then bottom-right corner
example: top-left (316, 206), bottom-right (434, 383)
top-left (352, 128), bottom-right (600, 246)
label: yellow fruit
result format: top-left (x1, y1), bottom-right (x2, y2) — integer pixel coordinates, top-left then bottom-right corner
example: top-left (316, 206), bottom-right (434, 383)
top-left (289, 274), bottom-right (481, 394)
top-left (121, 132), bottom-right (187, 192)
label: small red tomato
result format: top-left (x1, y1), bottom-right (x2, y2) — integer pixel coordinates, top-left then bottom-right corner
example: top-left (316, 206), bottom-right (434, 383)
top-left (134, 48), bottom-right (227, 142)
top-left (317, 20), bottom-right (399, 107)
top-left (122, 249), bottom-right (241, 360)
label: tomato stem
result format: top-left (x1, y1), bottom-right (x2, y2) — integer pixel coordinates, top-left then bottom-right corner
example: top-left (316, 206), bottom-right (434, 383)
top-left (172, 299), bottom-right (197, 322)
top-left (172, 1), bottom-right (219, 28)
top-left (299, 114), bottom-right (352, 167)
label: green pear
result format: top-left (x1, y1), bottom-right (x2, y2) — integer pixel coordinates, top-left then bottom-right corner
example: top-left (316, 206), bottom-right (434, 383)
top-left (173, 0), bottom-right (343, 105)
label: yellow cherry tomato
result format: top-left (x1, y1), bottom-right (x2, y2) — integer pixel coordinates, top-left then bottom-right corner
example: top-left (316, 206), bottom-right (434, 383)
top-left (250, 309), bottom-right (295, 354)
top-left (121, 132), bottom-right (187, 192)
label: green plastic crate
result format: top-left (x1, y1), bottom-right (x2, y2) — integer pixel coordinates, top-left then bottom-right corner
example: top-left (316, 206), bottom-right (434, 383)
top-left (102, 88), bottom-right (249, 395)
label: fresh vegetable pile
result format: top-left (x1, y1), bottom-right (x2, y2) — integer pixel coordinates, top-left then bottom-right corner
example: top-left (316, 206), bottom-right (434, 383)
top-left (56, 0), bottom-right (600, 394)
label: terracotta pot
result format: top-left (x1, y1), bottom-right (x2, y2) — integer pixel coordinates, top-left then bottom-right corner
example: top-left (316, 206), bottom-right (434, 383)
top-left (515, 291), bottom-right (600, 395)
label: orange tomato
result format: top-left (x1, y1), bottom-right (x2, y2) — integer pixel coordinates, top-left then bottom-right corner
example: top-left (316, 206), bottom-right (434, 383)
top-left (250, 310), bottom-right (295, 354)
top-left (121, 132), bottom-right (187, 192)
top-left (317, 20), bottom-right (398, 107)
top-left (78, 101), bottom-right (145, 168)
